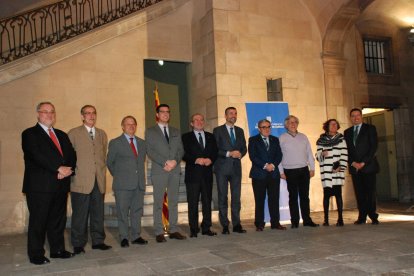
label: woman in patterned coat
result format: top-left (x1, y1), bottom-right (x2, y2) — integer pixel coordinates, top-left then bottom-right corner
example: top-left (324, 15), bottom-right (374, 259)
top-left (316, 119), bottom-right (348, 226)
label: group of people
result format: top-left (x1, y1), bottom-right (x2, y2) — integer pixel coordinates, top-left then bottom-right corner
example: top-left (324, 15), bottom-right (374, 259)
top-left (21, 102), bottom-right (379, 266)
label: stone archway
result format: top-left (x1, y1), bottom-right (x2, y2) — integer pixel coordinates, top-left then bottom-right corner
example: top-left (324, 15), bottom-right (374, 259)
top-left (321, 0), bottom-right (375, 122)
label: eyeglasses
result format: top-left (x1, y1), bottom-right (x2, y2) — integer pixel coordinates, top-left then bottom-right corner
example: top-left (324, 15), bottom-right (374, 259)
top-left (259, 126), bottom-right (271, 129)
top-left (38, 110), bottom-right (55, 115)
top-left (158, 110), bottom-right (170, 114)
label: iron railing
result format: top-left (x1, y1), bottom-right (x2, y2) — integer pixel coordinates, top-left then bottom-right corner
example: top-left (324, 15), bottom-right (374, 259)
top-left (0, 0), bottom-right (163, 65)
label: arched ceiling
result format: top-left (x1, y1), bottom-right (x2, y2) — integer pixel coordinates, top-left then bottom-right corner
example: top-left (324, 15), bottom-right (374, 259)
top-left (321, 0), bottom-right (414, 58)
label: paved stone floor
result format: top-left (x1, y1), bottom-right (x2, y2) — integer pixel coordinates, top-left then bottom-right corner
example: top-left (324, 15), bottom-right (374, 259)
top-left (2, 205), bottom-right (414, 275)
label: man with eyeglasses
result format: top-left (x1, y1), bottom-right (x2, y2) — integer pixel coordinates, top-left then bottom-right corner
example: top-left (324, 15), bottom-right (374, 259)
top-left (21, 102), bottom-right (76, 265)
top-left (68, 105), bottom-right (112, 254)
top-left (248, 119), bottom-right (285, 231)
top-left (279, 115), bottom-right (318, 228)
top-left (145, 104), bottom-right (186, 242)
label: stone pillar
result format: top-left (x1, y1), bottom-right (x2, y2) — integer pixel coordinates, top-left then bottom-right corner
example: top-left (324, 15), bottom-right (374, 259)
top-left (322, 56), bottom-right (350, 124)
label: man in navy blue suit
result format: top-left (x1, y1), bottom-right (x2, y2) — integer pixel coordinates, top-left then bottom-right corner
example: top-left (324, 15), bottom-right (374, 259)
top-left (248, 119), bottom-right (285, 231)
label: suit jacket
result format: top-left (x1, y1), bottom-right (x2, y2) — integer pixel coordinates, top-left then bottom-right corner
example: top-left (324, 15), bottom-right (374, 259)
top-left (182, 131), bottom-right (218, 183)
top-left (248, 134), bottom-right (283, 180)
top-left (107, 134), bottom-right (147, 191)
top-left (213, 124), bottom-right (247, 175)
top-left (145, 125), bottom-right (184, 176)
top-left (22, 123), bottom-right (76, 193)
top-left (344, 123), bottom-right (379, 174)
top-left (68, 125), bottom-right (108, 194)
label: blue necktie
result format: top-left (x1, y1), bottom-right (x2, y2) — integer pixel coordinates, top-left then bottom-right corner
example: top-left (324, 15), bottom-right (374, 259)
top-left (230, 127), bottom-right (236, 145)
top-left (353, 125), bottom-right (359, 145)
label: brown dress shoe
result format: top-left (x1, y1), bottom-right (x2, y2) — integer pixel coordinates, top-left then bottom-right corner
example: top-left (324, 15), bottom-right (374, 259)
top-left (169, 232), bottom-right (187, 240)
top-left (156, 234), bottom-right (167, 243)
top-left (271, 224), bottom-right (287, 230)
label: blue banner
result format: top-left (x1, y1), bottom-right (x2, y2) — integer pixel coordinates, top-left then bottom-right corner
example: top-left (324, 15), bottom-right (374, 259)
top-left (245, 102), bottom-right (291, 222)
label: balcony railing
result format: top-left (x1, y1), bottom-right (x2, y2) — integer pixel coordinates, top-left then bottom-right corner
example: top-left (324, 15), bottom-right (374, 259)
top-left (0, 0), bottom-right (163, 65)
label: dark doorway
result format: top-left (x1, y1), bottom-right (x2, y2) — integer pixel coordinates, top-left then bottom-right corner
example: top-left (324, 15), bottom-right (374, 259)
top-left (363, 109), bottom-right (398, 200)
top-left (144, 60), bottom-right (190, 132)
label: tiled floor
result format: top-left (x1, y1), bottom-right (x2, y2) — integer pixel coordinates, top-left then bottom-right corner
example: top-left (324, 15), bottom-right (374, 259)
top-left (2, 206), bottom-right (414, 275)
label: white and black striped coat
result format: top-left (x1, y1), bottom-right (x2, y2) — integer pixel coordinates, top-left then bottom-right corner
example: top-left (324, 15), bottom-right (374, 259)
top-left (315, 133), bottom-right (348, 188)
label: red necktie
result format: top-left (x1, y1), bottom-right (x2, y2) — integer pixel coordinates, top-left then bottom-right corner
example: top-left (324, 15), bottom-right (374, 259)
top-left (129, 137), bottom-right (138, 157)
top-left (48, 128), bottom-right (63, 156)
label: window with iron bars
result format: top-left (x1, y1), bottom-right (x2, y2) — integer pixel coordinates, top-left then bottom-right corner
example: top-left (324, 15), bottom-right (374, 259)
top-left (363, 38), bottom-right (392, 75)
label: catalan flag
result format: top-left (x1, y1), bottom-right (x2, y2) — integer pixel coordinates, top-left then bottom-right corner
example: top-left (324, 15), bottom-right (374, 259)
top-left (154, 83), bottom-right (169, 230)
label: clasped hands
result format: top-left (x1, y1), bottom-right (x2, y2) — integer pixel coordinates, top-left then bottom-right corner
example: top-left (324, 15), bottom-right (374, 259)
top-left (57, 166), bottom-right (73, 179)
top-left (195, 158), bottom-right (213, 166)
top-left (164, 160), bottom-right (177, 172)
top-left (264, 163), bottom-right (275, 172)
top-left (228, 150), bottom-right (242, 159)
top-left (352, 162), bottom-right (365, 171)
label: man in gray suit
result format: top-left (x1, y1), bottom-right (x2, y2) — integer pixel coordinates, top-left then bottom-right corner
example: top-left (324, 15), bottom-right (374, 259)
top-left (68, 105), bottom-right (111, 254)
top-left (213, 107), bottom-right (247, 234)
top-left (145, 104), bottom-right (186, 243)
top-left (107, 116), bottom-right (148, 247)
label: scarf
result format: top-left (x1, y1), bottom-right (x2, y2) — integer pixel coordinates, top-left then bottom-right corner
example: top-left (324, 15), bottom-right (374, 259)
top-left (316, 133), bottom-right (344, 147)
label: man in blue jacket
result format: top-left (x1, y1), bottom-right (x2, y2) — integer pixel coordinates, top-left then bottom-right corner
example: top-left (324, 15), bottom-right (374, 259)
top-left (248, 119), bottom-right (285, 231)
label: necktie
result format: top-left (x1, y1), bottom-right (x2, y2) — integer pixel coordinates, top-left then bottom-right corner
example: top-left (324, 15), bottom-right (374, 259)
top-left (230, 127), bottom-right (236, 145)
top-left (129, 137), bottom-right (138, 157)
top-left (164, 126), bottom-right (169, 143)
top-left (48, 128), bottom-right (63, 156)
top-left (353, 125), bottom-right (359, 145)
top-left (263, 137), bottom-right (269, 151)
top-left (198, 132), bottom-right (204, 149)
top-left (89, 129), bottom-right (94, 140)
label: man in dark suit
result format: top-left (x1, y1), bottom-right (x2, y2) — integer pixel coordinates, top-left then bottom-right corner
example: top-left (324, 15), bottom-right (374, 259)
top-left (248, 119), bottom-right (285, 231)
top-left (213, 107), bottom-right (247, 234)
top-left (21, 102), bottom-right (76, 265)
top-left (182, 113), bottom-right (218, 238)
top-left (145, 104), bottom-right (186, 242)
top-left (107, 116), bottom-right (148, 247)
top-left (344, 108), bottom-right (379, 225)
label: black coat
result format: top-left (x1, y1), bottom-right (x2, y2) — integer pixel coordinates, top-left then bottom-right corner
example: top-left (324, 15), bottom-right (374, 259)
top-left (22, 123), bottom-right (76, 193)
top-left (344, 123), bottom-right (379, 174)
top-left (182, 131), bottom-right (218, 183)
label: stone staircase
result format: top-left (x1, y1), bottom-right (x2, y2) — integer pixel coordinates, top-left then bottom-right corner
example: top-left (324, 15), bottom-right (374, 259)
top-left (67, 162), bottom-right (219, 229)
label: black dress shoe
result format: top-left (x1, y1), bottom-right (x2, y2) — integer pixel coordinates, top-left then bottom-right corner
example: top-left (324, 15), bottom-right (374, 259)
top-left (222, 226), bottom-right (230, 234)
top-left (354, 219), bottom-right (366, 225)
top-left (323, 222), bottom-right (329, 226)
top-left (190, 232), bottom-right (198, 238)
top-left (73, 247), bottom-right (85, 254)
top-left (132, 237), bottom-right (148, 244)
top-left (291, 223), bottom-right (299, 229)
top-left (371, 218), bottom-right (379, 225)
top-left (271, 224), bottom-right (287, 230)
top-left (169, 232), bottom-right (187, 240)
top-left (156, 234), bottom-right (167, 243)
top-left (303, 221), bottom-right (319, 227)
top-left (29, 256), bottom-right (50, 265)
top-left (256, 226), bottom-right (264, 232)
top-left (336, 220), bottom-right (344, 227)
top-left (233, 224), bottom-right (247, 233)
top-left (92, 243), bottom-right (112, 250)
top-left (202, 229), bottom-right (217, 236)
top-left (120, 239), bottom-right (129, 248)
top-left (50, 250), bottom-right (75, 259)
